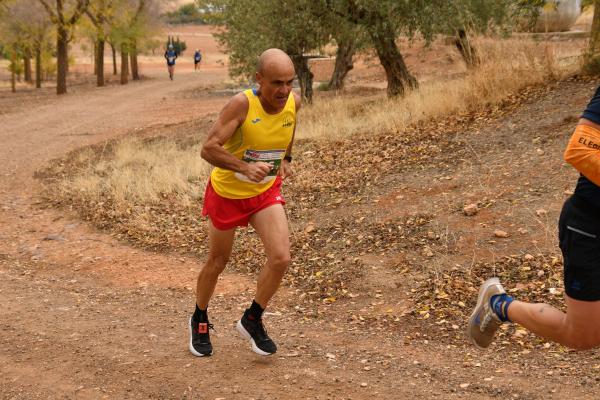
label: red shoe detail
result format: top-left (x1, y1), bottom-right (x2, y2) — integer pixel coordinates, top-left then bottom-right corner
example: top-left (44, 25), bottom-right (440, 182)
top-left (198, 323), bottom-right (208, 334)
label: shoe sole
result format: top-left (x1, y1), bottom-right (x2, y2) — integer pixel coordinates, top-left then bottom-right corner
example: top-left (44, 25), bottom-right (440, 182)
top-left (466, 277), bottom-right (502, 350)
top-left (188, 317), bottom-right (212, 357)
top-left (236, 319), bottom-right (273, 356)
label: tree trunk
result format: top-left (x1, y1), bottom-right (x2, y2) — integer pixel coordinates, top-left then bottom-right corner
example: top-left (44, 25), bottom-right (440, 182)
top-left (10, 51), bottom-right (16, 93)
top-left (130, 40), bottom-right (140, 80)
top-left (291, 55), bottom-right (313, 104)
top-left (96, 38), bottom-right (105, 86)
top-left (93, 40), bottom-right (98, 75)
top-left (455, 29), bottom-right (479, 69)
top-left (328, 39), bottom-right (355, 91)
top-left (35, 47), bottom-right (42, 88)
top-left (369, 25), bottom-right (417, 97)
top-left (120, 43), bottom-right (129, 85)
top-left (586, 0), bottom-right (600, 67)
top-left (56, 25), bottom-right (68, 95)
top-left (111, 42), bottom-right (117, 75)
top-left (23, 54), bottom-right (32, 83)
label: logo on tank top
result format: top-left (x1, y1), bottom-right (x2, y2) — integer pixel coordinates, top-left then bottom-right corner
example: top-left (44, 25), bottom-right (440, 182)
top-left (282, 116), bottom-right (294, 128)
top-left (251, 118), bottom-right (261, 124)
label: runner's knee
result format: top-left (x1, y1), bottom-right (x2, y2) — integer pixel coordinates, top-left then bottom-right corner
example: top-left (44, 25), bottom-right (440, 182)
top-left (566, 334), bottom-right (600, 351)
top-left (268, 252), bottom-right (290, 272)
top-left (204, 254), bottom-right (229, 274)
top-left (559, 322), bottom-right (600, 350)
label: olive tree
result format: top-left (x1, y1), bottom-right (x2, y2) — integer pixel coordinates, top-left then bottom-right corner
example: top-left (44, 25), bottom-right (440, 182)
top-left (38, 0), bottom-right (90, 94)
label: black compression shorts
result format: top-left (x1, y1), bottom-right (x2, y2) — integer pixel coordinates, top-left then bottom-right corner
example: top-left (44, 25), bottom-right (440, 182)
top-left (559, 195), bottom-right (600, 301)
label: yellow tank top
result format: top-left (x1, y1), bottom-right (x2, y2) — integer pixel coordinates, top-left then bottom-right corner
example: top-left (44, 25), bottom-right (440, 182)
top-left (210, 89), bottom-right (296, 199)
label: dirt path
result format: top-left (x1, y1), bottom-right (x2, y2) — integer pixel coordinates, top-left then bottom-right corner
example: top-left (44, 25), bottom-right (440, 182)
top-left (1, 70), bottom-right (600, 399)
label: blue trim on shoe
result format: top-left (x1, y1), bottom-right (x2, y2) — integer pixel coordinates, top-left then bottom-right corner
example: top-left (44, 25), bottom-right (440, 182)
top-left (490, 294), bottom-right (513, 323)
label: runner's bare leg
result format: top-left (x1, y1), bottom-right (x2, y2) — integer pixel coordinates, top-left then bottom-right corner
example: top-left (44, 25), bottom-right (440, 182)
top-left (249, 204), bottom-right (290, 307)
top-left (195, 220), bottom-right (236, 308)
top-left (507, 295), bottom-right (600, 350)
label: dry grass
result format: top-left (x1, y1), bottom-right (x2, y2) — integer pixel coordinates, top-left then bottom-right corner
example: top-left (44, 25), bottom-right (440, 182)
top-left (60, 137), bottom-right (211, 207)
top-left (297, 37), bottom-right (580, 140)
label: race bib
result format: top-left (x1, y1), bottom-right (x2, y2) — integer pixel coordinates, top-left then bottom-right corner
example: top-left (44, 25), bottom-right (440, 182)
top-left (234, 149), bottom-right (285, 183)
top-left (168, 57), bottom-right (175, 63)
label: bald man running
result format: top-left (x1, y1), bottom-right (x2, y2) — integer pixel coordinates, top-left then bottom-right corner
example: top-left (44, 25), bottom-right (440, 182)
top-left (189, 49), bottom-right (300, 357)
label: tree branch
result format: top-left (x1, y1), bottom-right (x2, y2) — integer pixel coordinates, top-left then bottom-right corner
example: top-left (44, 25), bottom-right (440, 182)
top-left (38, 0), bottom-right (58, 23)
top-left (132, 0), bottom-right (146, 24)
top-left (85, 8), bottom-right (98, 26)
top-left (324, 0), bottom-right (364, 25)
top-left (68, 0), bottom-right (90, 26)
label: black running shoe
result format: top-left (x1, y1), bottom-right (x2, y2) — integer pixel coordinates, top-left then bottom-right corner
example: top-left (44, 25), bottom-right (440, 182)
top-left (189, 317), bottom-right (213, 357)
top-left (236, 313), bottom-right (277, 355)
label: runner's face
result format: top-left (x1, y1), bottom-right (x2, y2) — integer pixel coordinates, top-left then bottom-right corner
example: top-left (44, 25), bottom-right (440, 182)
top-left (256, 62), bottom-right (295, 112)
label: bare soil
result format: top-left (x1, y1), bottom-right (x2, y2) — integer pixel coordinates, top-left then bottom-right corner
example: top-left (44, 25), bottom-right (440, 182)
top-left (1, 28), bottom-right (600, 400)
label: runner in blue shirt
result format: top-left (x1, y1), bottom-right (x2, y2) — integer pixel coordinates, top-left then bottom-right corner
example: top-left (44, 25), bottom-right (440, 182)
top-left (194, 49), bottom-right (202, 71)
top-left (164, 44), bottom-right (178, 80)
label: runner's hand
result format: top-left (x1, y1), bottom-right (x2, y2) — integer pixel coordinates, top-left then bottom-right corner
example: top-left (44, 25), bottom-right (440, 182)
top-left (279, 159), bottom-right (292, 180)
top-left (243, 161), bottom-right (272, 182)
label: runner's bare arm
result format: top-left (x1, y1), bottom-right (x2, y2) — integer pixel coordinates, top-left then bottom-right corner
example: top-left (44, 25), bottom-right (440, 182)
top-left (286, 91), bottom-right (301, 157)
top-left (201, 93), bottom-right (271, 182)
top-left (564, 119), bottom-right (600, 186)
top-left (279, 91), bottom-right (301, 180)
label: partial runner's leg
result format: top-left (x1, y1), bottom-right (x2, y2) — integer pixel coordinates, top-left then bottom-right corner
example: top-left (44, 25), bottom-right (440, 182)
top-left (189, 220), bottom-right (234, 357)
top-left (237, 204), bottom-right (289, 356)
top-left (508, 295), bottom-right (600, 350)
top-left (195, 219), bottom-right (236, 309)
top-left (250, 203), bottom-right (290, 308)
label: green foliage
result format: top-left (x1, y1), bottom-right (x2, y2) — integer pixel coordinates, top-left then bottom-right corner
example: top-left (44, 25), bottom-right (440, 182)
top-left (206, 0), bottom-right (542, 79)
top-left (41, 48), bottom-right (57, 77)
top-left (316, 81), bottom-right (331, 91)
top-left (450, 0), bottom-right (545, 34)
top-left (207, 0), bottom-right (329, 80)
top-left (0, 1), bottom-right (51, 52)
top-left (4, 41), bottom-right (58, 78)
top-left (9, 57), bottom-right (23, 74)
top-left (327, 0), bottom-right (544, 41)
top-left (109, 0), bottom-right (160, 50)
top-left (166, 35), bottom-right (186, 55)
top-left (0, 43), bottom-right (23, 77)
top-left (583, 0), bottom-right (595, 8)
top-left (164, 3), bottom-right (207, 24)
top-left (142, 37), bottom-right (161, 54)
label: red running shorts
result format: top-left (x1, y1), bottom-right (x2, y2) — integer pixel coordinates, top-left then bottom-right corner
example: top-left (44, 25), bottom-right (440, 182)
top-left (202, 176), bottom-right (286, 230)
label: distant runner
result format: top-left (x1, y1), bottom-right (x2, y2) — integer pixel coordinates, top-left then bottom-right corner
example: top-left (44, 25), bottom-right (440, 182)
top-left (467, 86), bottom-right (600, 351)
top-left (164, 44), bottom-right (177, 80)
top-left (188, 48), bottom-right (300, 357)
top-left (194, 49), bottom-right (202, 71)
